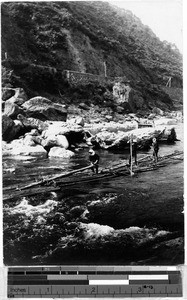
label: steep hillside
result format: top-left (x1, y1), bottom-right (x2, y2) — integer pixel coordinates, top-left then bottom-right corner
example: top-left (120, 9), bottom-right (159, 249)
top-left (1, 1), bottom-right (183, 111)
top-left (160, 86), bottom-right (183, 110)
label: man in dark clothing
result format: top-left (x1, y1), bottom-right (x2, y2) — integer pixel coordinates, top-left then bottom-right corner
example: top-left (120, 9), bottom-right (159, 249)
top-left (89, 149), bottom-right (100, 174)
top-left (128, 136), bottom-right (138, 166)
top-left (152, 137), bottom-right (159, 163)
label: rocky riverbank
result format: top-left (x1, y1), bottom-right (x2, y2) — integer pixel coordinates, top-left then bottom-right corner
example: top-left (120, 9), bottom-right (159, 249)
top-left (2, 88), bottom-right (182, 159)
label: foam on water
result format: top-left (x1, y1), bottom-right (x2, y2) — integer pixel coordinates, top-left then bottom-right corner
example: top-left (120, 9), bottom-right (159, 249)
top-left (79, 222), bottom-right (170, 242)
top-left (80, 222), bottom-right (115, 238)
top-left (6, 198), bottom-right (58, 217)
top-left (122, 226), bottom-right (169, 235)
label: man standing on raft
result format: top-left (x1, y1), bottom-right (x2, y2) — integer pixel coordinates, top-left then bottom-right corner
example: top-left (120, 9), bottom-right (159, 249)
top-left (89, 149), bottom-right (100, 174)
top-left (152, 137), bottom-right (159, 163)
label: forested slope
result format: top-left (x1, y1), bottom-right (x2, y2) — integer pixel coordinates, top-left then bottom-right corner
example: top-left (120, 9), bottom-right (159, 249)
top-left (1, 1), bottom-right (183, 111)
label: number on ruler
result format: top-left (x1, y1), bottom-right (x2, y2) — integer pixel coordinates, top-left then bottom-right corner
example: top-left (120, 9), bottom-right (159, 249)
top-left (91, 287), bottom-right (96, 294)
top-left (137, 286), bottom-right (143, 293)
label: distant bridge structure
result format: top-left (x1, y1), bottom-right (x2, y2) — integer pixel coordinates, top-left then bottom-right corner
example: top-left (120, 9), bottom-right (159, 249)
top-left (64, 70), bottom-right (109, 86)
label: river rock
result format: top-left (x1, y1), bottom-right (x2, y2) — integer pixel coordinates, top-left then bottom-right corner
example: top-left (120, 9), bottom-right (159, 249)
top-left (84, 121), bottom-right (138, 135)
top-left (113, 81), bottom-right (131, 104)
top-left (41, 134), bottom-right (69, 149)
top-left (78, 103), bottom-right (90, 110)
top-left (43, 121), bottom-right (83, 135)
top-left (116, 106), bottom-right (125, 113)
top-left (97, 126), bottom-right (177, 150)
top-left (43, 121), bottom-right (85, 146)
top-left (41, 135), bottom-right (58, 148)
top-left (48, 147), bottom-right (75, 158)
top-left (25, 129), bottom-right (40, 136)
top-left (23, 134), bottom-right (43, 146)
top-left (2, 88), bottom-right (15, 101)
top-left (76, 117), bottom-right (84, 127)
top-left (154, 118), bottom-right (177, 126)
top-left (23, 135), bottom-right (36, 146)
top-left (2, 115), bottom-right (14, 137)
top-left (15, 145), bottom-right (47, 157)
top-left (105, 115), bottom-right (113, 121)
top-left (152, 107), bottom-right (164, 116)
top-left (4, 101), bottom-right (24, 119)
top-left (2, 115), bottom-right (23, 142)
top-left (3, 139), bottom-right (47, 157)
top-left (95, 131), bottom-right (121, 146)
top-left (17, 114), bottom-right (48, 132)
top-left (56, 135), bottom-right (69, 148)
top-left (22, 96), bottom-right (67, 121)
top-left (23, 129), bottom-right (42, 145)
top-left (148, 113), bottom-right (156, 120)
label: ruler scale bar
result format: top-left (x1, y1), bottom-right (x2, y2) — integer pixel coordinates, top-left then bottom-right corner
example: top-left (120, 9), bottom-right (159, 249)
top-left (7, 267), bottom-right (182, 298)
top-left (8, 284), bottom-right (183, 297)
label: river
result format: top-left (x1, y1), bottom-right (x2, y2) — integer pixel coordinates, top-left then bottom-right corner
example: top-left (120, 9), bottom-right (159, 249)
top-left (3, 123), bottom-right (184, 266)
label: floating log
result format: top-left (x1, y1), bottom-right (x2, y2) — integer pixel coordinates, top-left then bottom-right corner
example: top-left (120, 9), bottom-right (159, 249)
top-left (3, 186), bottom-right (61, 201)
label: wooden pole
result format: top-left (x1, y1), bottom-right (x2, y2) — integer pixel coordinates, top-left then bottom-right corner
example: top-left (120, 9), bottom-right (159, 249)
top-left (20, 165), bottom-right (94, 190)
top-left (104, 61), bottom-right (107, 77)
top-left (130, 136), bottom-right (134, 176)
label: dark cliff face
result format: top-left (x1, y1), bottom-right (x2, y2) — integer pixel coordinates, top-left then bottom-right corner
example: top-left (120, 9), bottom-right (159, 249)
top-left (1, 1), bottom-right (183, 111)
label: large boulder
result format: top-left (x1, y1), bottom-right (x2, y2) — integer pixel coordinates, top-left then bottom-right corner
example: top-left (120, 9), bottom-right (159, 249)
top-left (84, 121), bottom-right (138, 135)
top-left (2, 115), bottom-right (23, 141)
top-left (2, 115), bottom-right (14, 137)
top-left (21, 97), bottom-right (67, 121)
top-left (3, 139), bottom-right (47, 157)
top-left (96, 126), bottom-right (177, 150)
top-left (42, 121), bottom-right (85, 146)
top-left (23, 135), bottom-right (37, 146)
top-left (48, 147), bottom-right (75, 158)
top-left (2, 88), bottom-right (15, 101)
top-left (4, 101), bottom-right (24, 119)
top-left (41, 134), bottom-right (69, 149)
top-left (4, 88), bottom-right (28, 105)
top-left (23, 129), bottom-right (42, 146)
top-left (14, 145), bottom-right (47, 157)
top-left (113, 82), bottom-right (131, 104)
top-left (17, 114), bottom-right (48, 132)
top-left (96, 130), bottom-right (126, 147)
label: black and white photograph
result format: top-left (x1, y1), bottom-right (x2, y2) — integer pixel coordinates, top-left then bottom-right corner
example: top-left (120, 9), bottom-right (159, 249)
top-left (1, 0), bottom-right (184, 268)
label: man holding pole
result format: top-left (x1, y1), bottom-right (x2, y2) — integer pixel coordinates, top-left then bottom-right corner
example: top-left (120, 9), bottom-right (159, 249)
top-left (89, 149), bottom-right (100, 174)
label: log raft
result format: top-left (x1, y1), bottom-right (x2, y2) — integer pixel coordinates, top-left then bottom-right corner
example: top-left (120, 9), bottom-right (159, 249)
top-left (3, 150), bottom-right (183, 201)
